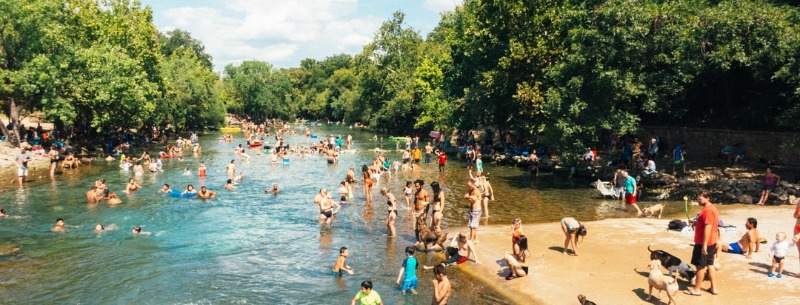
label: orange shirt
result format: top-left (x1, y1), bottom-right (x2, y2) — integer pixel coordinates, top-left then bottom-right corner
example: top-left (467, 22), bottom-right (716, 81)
top-left (694, 204), bottom-right (720, 246)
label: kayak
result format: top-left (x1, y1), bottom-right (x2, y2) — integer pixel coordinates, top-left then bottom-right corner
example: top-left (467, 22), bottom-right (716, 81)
top-left (249, 142), bottom-right (263, 148)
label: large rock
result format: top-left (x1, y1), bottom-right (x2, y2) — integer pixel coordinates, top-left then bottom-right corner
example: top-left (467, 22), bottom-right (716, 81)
top-left (738, 195), bottom-right (754, 204)
top-left (639, 172), bottom-right (678, 186)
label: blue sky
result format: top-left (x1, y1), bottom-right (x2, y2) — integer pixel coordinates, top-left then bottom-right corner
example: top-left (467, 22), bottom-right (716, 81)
top-left (140, 0), bottom-right (462, 70)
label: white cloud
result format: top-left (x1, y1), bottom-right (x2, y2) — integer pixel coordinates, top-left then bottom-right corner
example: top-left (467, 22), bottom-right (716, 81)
top-left (423, 0), bottom-right (462, 13)
top-left (160, 0), bottom-right (374, 69)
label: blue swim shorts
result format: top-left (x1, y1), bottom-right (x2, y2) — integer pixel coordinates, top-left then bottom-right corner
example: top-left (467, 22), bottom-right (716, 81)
top-left (401, 277), bottom-right (417, 291)
top-left (727, 242), bottom-right (744, 254)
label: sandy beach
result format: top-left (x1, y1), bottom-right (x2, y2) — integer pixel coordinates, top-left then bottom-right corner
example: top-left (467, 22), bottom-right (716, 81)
top-left (441, 204), bottom-right (799, 305)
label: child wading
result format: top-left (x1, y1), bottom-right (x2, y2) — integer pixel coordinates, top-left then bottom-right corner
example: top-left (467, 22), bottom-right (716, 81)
top-left (396, 246), bottom-right (418, 294)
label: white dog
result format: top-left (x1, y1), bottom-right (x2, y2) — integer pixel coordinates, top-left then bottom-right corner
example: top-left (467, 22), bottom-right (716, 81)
top-left (647, 259), bottom-right (679, 305)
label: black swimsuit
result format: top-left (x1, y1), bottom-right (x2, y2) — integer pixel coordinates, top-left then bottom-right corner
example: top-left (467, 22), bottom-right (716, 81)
top-left (321, 209), bottom-right (333, 218)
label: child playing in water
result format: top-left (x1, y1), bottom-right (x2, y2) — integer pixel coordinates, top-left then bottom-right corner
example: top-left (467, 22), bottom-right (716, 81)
top-left (183, 167), bottom-right (191, 176)
top-left (768, 232), bottom-right (798, 278)
top-left (333, 247), bottom-right (354, 275)
top-left (396, 246), bottom-right (418, 295)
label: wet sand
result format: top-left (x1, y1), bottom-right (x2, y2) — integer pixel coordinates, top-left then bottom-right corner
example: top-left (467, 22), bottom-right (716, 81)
top-left (443, 204), bottom-right (799, 305)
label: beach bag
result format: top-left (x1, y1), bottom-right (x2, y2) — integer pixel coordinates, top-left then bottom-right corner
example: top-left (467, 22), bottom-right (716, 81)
top-left (668, 219), bottom-right (687, 231)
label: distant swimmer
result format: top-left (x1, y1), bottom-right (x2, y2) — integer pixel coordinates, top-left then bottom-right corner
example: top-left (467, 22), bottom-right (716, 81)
top-left (51, 218), bottom-right (66, 233)
top-left (160, 184), bottom-right (172, 194)
top-left (132, 226), bottom-right (151, 235)
top-left (107, 192), bottom-right (122, 205)
top-left (224, 179), bottom-right (237, 190)
top-left (265, 183), bottom-right (280, 195)
top-left (183, 167), bottom-right (191, 176)
top-left (94, 224), bottom-right (117, 233)
top-left (198, 162), bottom-right (207, 178)
top-left (226, 160), bottom-right (236, 177)
top-left (126, 178), bottom-right (141, 193)
top-left (233, 172), bottom-right (245, 183)
top-left (182, 185), bottom-right (197, 196)
top-left (197, 186), bottom-right (217, 199)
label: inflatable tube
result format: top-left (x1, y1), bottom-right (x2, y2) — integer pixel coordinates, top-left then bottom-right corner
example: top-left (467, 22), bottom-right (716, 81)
top-left (310, 134), bottom-right (318, 138)
top-left (282, 159), bottom-right (290, 165)
top-left (249, 142), bottom-right (263, 148)
top-left (168, 190), bottom-right (197, 198)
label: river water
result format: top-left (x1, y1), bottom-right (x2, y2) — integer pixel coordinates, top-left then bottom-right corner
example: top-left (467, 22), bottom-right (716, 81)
top-left (0, 124), bottom-right (682, 305)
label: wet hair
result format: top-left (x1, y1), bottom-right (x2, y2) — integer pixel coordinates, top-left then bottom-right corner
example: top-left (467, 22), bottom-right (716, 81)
top-left (747, 217), bottom-right (758, 228)
top-left (362, 164), bottom-right (369, 172)
top-left (433, 264), bottom-right (446, 277)
top-left (405, 181), bottom-right (412, 187)
top-left (405, 246), bottom-right (415, 255)
top-left (164, 184), bottom-right (170, 188)
top-left (431, 181), bottom-right (441, 192)
top-left (187, 184), bottom-right (194, 190)
top-left (414, 179), bottom-right (424, 186)
top-left (341, 181), bottom-right (347, 186)
top-left (128, 178), bottom-right (134, 182)
top-left (230, 159), bottom-right (235, 163)
top-left (518, 235), bottom-right (528, 251)
top-left (56, 218), bottom-right (64, 223)
top-left (0, 208), bottom-right (5, 214)
top-left (226, 179), bottom-right (233, 184)
top-left (696, 190), bottom-right (711, 199)
top-left (360, 280), bottom-right (373, 290)
top-left (97, 224), bottom-right (104, 230)
top-left (133, 226), bottom-right (142, 233)
top-left (339, 247), bottom-right (348, 254)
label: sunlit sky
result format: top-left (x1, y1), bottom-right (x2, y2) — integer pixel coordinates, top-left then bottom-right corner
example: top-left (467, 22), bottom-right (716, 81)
top-left (140, 0), bottom-right (462, 71)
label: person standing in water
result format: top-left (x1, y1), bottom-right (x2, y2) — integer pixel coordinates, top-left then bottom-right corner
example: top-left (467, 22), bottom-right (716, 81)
top-left (464, 180), bottom-right (482, 243)
top-left (431, 264), bottom-right (451, 305)
top-left (315, 189), bottom-right (340, 225)
top-left (381, 188), bottom-right (397, 237)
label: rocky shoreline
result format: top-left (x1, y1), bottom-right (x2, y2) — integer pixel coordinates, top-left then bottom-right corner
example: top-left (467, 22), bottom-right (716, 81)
top-left (490, 152), bottom-right (799, 206)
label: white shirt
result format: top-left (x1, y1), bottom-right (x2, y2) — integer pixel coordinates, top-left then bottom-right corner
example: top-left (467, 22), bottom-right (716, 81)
top-left (770, 240), bottom-right (796, 258)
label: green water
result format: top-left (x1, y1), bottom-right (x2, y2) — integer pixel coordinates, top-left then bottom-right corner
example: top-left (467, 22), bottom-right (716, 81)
top-left (0, 125), bottom-right (682, 305)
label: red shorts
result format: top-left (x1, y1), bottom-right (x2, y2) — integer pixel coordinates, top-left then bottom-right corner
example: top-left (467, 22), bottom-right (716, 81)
top-left (625, 194), bottom-right (637, 204)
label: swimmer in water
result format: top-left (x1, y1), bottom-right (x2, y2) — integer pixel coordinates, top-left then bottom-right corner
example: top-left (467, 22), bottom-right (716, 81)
top-left (224, 179), bottom-right (237, 190)
top-left (94, 224), bottom-right (117, 233)
top-left (183, 167), bottom-right (191, 176)
top-left (197, 186), bottom-right (217, 199)
top-left (132, 226), bottom-right (151, 235)
top-left (107, 192), bottom-right (122, 205)
top-left (51, 218), bottom-right (66, 233)
top-left (233, 172), bottom-right (245, 183)
top-left (160, 184), bottom-right (171, 194)
top-left (126, 178), bottom-right (141, 193)
top-left (332, 247), bottom-right (354, 275)
top-left (267, 183), bottom-right (280, 195)
top-left (315, 188), bottom-right (340, 225)
top-left (182, 184), bottom-right (197, 196)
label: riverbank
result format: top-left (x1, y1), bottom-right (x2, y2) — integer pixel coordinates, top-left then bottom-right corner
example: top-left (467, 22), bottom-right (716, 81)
top-left (446, 204), bottom-right (799, 305)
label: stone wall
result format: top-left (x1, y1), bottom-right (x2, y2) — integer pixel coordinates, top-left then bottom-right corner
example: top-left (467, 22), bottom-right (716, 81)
top-left (643, 126), bottom-right (800, 167)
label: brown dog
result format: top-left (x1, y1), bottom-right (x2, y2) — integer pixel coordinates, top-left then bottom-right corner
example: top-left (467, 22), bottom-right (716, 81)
top-left (415, 215), bottom-right (448, 252)
top-left (641, 203), bottom-right (665, 219)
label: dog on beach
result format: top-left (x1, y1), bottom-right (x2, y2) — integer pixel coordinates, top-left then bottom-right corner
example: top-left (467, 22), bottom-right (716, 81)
top-left (648, 243), bottom-right (696, 285)
top-left (640, 203), bottom-right (665, 219)
top-left (646, 259), bottom-right (679, 305)
top-left (577, 294), bottom-right (597, 305)
top-left (415, 215), bottom-right (448, 252)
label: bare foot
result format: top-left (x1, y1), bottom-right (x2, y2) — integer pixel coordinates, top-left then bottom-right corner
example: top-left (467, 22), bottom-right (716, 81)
top-left (411, 289), bottom-right (418, 295)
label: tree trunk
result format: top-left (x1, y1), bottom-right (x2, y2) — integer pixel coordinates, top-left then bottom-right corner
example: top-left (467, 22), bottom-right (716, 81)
top-left (5, 98), bottom-right (21, 146)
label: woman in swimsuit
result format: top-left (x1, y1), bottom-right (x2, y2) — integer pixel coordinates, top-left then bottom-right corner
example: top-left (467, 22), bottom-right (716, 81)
top-left (504, 235), bottom-right (530, 279)
top-left (403, 181), bottom-right (413, 209)
top-left (226, 160), bottom-right (236, 177)
top-left (126, 178), bottom-right (141, 193)
top-left (362, 165), bottom-right (373, 203)
top-left (430, 181), bottom-right (445, 231)
top-left (315, 189), bottom-right (340, 225)
top-left (133, 161), bottom-right (144, 176)
top-left (198, 162), bottom-right (207, 177)
top-left (757, 166), bottom-right (780, 205)
top-left (381, 188), bottom-right (397, 237)
top-left (182, 184), bottom-right (197, 196)
top-left (561, 217), bottom-right (587, 256)
top-left (48, 145), bottom-right (59, 176)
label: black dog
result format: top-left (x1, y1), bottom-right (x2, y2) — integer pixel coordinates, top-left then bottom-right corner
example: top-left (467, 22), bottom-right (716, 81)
top-left (648, 243), bottom-right (697, 284)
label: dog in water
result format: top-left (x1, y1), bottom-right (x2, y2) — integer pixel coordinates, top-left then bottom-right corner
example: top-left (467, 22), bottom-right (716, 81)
top-left (577, 294), bottom-right (597, 305)
top-left (648, 243), bottom-right (696, 285)
top-left (415, 215), bottom-right (448, 252)
top-left (640, 203), bottom-right (665, 218)
top-left (646, 259), bottom-right (679, 305)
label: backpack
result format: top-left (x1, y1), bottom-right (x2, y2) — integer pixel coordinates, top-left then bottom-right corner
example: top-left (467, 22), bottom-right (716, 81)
top-left (668, 219), bottom-right (687, 231)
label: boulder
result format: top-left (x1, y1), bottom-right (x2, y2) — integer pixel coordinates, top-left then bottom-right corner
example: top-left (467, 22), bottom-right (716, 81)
top-left (738, 195), bottom-right (754, 204)
top-left (640, 172), bottom-right (678, 186)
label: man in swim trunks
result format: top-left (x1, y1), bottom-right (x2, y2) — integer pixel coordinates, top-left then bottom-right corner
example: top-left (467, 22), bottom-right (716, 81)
top-left (721, 217), bottom-right (759, 258)
top-left (413, 179), bottom-right (430, 240)
top-left (464, 180), bottom-right (482, 243)
top-left (622, 171), bottom-right (642, 215)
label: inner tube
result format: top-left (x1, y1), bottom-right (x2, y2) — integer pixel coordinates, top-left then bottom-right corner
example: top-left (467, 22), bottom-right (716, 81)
top-left (169, 190), bottom-right (197, 198)
top-left (282, 159), bottom-right (290, 164)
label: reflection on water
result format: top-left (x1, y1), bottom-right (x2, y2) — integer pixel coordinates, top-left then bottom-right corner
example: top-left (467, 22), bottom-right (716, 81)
top-left (0, 125), bottom-right (681, 304)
